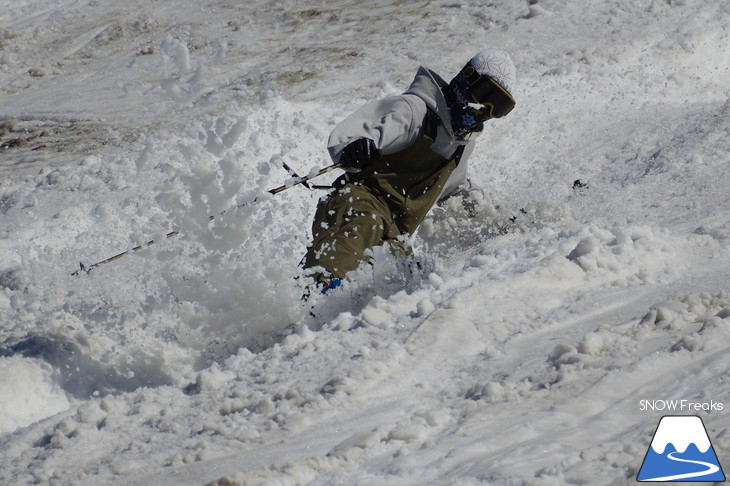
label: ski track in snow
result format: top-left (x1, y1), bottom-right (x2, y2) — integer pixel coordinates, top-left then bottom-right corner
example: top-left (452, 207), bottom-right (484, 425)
top-left (1, 0), bottom-right (730, 485)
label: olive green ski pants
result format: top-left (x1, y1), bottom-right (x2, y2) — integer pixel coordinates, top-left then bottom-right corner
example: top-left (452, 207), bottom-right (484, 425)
top-left (302, 182), bottom-right (408, 280)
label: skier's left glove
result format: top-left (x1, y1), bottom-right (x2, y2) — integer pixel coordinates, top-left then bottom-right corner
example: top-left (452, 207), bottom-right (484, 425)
top-left (339, 138), bottom-right (381, 172)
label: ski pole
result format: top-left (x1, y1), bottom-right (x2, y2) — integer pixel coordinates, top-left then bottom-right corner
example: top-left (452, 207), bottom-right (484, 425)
top-left (71, 162), bottom-right (342, 276)
top-left (282, 161), bottom-right (311, 189)
top-left (267, 163), bottom-right (341, 195)
top-left (279, 161), bottom-right (335, 191)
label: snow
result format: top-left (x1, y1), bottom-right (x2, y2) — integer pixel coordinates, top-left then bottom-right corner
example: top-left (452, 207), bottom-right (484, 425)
top-left (1, 0), bottom-right (729, 484)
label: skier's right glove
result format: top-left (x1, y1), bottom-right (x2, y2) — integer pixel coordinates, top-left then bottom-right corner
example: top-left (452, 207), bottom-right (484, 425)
top-left (338, 138), bottom-right (381, 172)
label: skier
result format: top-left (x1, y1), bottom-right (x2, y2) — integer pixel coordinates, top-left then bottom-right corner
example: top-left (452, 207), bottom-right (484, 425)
top-left (302, 50), bottom-right (517, 291)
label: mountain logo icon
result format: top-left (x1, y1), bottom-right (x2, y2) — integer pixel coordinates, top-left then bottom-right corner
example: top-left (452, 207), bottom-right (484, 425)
top-left (637, 415), bottom-right (726, 482)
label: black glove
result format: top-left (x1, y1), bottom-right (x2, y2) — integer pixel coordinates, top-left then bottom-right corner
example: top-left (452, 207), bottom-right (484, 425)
top-left (339, 138), bottom-right (381, 172)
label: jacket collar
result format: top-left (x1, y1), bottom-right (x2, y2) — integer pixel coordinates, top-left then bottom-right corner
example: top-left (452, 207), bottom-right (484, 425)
top-left (404, 66), bottom-right (456, 138)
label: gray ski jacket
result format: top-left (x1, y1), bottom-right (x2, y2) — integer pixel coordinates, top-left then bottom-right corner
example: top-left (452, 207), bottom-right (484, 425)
top-left (327, 66), bottom-right (479, 199)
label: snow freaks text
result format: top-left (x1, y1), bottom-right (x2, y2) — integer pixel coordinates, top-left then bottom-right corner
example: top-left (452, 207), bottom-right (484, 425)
top-left (639, 400), bottom-right (724, 412)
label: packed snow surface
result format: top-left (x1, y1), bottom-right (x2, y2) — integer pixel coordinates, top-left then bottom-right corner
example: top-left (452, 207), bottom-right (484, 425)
top-left (1, 0), bottom-right (729, 484)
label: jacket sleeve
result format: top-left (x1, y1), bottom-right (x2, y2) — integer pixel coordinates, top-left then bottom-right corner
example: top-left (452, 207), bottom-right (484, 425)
top-left (327, 95), bottom-right (427, 163)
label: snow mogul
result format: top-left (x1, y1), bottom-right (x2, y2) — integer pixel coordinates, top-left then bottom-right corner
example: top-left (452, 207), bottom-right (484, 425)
top-left (302, 50), bottom-right (517, 291)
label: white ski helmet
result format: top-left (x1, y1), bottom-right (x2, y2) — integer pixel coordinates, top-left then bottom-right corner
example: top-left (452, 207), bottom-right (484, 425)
top-left (468, 50), bottom-right (516, 93)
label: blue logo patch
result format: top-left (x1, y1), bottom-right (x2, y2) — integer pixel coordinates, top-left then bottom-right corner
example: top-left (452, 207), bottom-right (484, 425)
top-left (637, 416), bottom-right (725, 482)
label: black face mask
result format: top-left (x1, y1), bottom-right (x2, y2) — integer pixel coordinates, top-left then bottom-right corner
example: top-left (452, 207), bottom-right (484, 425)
top-left (442, 83), bottom-right (490, 140)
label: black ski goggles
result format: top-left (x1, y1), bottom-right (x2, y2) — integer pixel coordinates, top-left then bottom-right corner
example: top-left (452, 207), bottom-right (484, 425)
top-left (460, 64), bottom-right (516, 118)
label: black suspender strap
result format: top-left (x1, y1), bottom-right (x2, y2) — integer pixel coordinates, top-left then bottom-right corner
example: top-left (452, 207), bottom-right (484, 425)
top-left (423, 107), bottom-right (465, 167)
top-left (422, 107), bottom-right (441, 141)
top-left (452, 145), bottom-right (465, 166)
